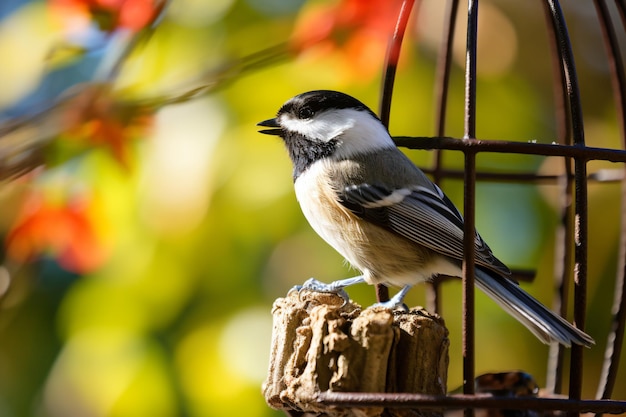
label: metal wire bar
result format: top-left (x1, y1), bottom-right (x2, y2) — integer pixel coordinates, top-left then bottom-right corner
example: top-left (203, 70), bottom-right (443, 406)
top-left (541, 0), bottom-right (575, 394)
top-left (421, 167), bottom-right (625, 183)
top-left (419, 167), bottom-right (624, 183)
top-left (461, 150), bottom-right (477, 412)
top-left (379, 0), bottom-right (417, 127)
top-left (615, 0), bottom-right (626, 29)
top-left (394, 136), bottom-right (626, 161)
top-left (318, 392), bottom-right (626, 414)
top-left (542, 0), bottom-right (590, 404)
top-left (592, 0), bottom-right (626, 404)
top-left (376, 0), bottom-right (417, 304)
top-left (464, 1), bottom-right (478, 141)
top-left (462, 2), bottom-right (479, 415)
top-left (429, 0), bottom-right (459, 315)
top-left (571, 158), bottom-right (589, 403)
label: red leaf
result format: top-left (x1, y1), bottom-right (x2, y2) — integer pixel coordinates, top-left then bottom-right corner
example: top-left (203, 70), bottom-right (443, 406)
top-left (6, 192), bottom-right (109, 273)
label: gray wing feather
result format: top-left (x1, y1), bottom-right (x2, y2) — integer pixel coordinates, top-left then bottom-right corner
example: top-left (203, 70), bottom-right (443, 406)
top-left (340, 183), bottom-right (511, 277)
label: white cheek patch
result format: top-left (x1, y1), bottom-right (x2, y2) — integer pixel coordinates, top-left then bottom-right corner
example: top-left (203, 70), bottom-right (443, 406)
top-left (328, 109), bottom-right (396, 158)
top-left (279, 108), bottom-right (397, 158)
top-left (279, 112), bottom-right (355, 142)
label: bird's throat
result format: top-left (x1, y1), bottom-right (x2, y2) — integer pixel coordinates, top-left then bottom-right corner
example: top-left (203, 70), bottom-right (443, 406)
top-left (284, 132), bottom-right (339, 180)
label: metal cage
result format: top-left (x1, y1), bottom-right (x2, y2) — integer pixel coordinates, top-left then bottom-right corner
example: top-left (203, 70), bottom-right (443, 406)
top-left (315, 0), bottom-right (626, 415)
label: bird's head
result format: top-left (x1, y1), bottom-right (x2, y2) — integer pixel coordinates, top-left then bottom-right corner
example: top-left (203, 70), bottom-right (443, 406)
top-left (258, 91), bottom-right (395, 171)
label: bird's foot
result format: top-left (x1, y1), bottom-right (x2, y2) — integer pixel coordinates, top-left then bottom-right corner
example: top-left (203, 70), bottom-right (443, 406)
top-left (371, 285), bottom-right (412, 312)
top-left (290, 278), bottom-right (351, 305)
top-left (290, 276), bottom-right (366, 306)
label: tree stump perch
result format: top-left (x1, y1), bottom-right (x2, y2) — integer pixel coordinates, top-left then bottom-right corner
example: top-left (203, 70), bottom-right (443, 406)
top-left (263, 290), bottom-right (450, 417)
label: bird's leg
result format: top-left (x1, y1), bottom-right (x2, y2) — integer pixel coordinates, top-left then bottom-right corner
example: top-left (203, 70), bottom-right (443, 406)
top-left (372, 285), bottom-right (413, 310)
top-left (291, 276), bottom-right (366, 304)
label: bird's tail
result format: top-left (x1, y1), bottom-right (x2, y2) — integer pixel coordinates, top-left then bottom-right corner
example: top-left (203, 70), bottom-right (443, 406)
top-left (474, 267), bottom-right (594, 347)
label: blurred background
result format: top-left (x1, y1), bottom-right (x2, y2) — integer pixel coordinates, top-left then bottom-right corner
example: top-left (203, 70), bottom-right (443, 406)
top-left (0, 0), bottom-right (624, 416)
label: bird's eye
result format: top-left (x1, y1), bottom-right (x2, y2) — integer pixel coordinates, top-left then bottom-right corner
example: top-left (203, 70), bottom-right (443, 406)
top-left (298, 107), bottom-right (314, 119)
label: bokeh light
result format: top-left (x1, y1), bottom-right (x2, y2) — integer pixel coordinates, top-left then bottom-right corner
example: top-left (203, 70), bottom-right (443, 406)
top-left (0, 1), bottom-right (624, 416)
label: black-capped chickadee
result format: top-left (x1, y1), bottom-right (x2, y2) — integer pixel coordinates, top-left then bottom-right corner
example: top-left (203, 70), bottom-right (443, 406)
top-left (257, 90), bottom-right (594, 347)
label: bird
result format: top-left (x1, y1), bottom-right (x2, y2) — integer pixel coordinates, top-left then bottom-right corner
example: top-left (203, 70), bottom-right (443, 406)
top-left (257, 89), bottom-right (594, 347)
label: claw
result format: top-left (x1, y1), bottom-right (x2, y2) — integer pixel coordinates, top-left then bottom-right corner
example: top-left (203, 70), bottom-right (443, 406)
top-left (291, 277), bottom-right (351, 306)
top-left (333, 288), bottom-right (350, 306)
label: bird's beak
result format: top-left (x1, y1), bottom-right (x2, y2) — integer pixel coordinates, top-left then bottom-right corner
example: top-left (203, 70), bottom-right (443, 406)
top-left (257, 118), bottom-right (283, 136)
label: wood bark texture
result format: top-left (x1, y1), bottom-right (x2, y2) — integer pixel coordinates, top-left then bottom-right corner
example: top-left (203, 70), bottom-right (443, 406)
top-left (263, 290), bottom-right (449, 417)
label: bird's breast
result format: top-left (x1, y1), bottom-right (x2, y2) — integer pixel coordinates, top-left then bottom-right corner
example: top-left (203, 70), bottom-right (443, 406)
top-left (294, 161), bottom-right (357, 258)
top-left (293, 160), bottom-right (443, 286)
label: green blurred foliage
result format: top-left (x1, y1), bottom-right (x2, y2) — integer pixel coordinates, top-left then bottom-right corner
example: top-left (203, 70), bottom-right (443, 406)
top-left (0, 1), bottom-right (625, 416)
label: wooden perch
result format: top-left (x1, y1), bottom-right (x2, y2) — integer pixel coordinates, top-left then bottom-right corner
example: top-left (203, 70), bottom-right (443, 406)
top-left (263, 290), bottom-right (449, 417)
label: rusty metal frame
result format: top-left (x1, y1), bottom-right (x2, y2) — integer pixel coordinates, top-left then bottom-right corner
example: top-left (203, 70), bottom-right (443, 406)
top-left (318, 0), bottom-right (626, 415)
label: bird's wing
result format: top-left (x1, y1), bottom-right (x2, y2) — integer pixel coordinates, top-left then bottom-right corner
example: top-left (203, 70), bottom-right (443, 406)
top-left (339, 183), bottom-right (511, 277)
